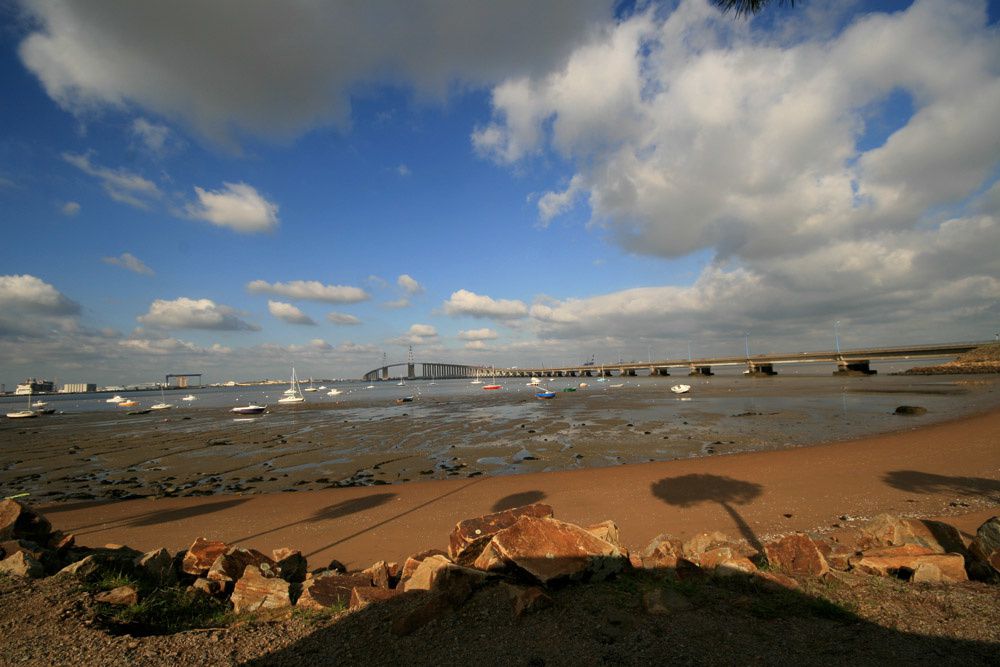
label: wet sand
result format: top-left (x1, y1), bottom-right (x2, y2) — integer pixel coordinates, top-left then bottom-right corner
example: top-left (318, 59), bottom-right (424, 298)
top-left (36, 406), bottom-right (1000, 570)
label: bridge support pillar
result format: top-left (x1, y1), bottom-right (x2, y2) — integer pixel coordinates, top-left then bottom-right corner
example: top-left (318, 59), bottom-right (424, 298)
top-left (651, 367), bottom-right (670, 376)
top-left (381, 366), bottom-right (388, 381)
top-left (580, 370), bottom-right (592, 377)
top-left (745, 363), bottom-right (777, 377)
top-left (600, 369), bottom-right (613, 377)
top-left (834, 359), bottom-right (876, 376)
top-left (620, 368), bottom-right (636, 377)
top-left (689, 365), bottom-right (714, 376)
top-left (407, 363), bottom-right (415, 380)
top-left (567, 371), bottom-right (577, 377)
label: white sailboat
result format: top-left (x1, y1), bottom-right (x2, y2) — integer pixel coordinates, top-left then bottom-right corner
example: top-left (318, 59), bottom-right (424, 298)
top-left (278, 367), bottom-right (305, 403)
top-left (470, 368), bottom-right (483, 385)
top-left (181, 394), bottom-right (197, 401)
top-left (150, 385), bottom-right (174, 410)
top-left (303, 377), bottom-right (319, 392)
top-left (7, 392), bottom-right (37, 419)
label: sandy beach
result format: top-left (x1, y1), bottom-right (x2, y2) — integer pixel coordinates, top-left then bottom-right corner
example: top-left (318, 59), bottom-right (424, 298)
top-left (37, 405), bottom-right (1000, 569)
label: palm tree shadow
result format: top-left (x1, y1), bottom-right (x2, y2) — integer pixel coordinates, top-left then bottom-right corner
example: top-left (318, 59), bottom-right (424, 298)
top-left (882, 470), bottom-right (1000, 503)
top-left (309, 493), bottom-right (397, 522)
top-left (652, 474), bottom-right (764, 551)
top-left (492, 491), bottom-right (546, 512)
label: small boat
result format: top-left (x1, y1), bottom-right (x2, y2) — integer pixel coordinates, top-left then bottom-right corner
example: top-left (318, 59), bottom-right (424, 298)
top-left (181, 395), bottom-right (197, 401)
top-left (397, 380), bottom-right (406, 387)
top-left (6, 397), bottom-right (36, 418)
top-left (118, 399), bottom-right (138, 407)
top-left (127, 409), bottom-right (152, 415)
top-left (561, 387), bottom-right (577, 392)
top-left (670, 384), bottom-right (691, 394)
top-left (318, 386), bottom-right (327, 390)
top-left (395, 396), bottom-right (414, 404)
top-left (150, 387), bottom-right (174, 410)
top-left (579, 382), bottom-right (588, 388)
top-left (34, 408), bottom-right (56, 415)
top-left (232, 404), bottom-right (267, 415)
top-left (327, 388), bottom-right (342, 396)
top-left (106, 395), bottom-right (125, 403)
top-left (366, 385), bottom-right (375, 390)
top-left (304, 378), bottom-right (319, 392)
top-left (535, 391), bottom-right (556, 400)
top-left (482, 366), bottom-right (502, 391)
top-left (609, 383), bottom-right (624, 388)
top-left (277, 367), bottom-right (305, 404)
top-left (528, 377), bottom-right (541, 385)
top-left (31, 400), bottom-right (47, 408)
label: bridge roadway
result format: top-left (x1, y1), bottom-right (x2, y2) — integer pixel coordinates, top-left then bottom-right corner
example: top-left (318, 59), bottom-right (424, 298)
top-left (361, 341), bottom-right (983, 381)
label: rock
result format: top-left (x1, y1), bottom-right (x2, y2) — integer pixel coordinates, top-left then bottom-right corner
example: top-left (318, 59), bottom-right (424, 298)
top-left (0, 499), bottom-right (52, 543)
top-left (969, 516), bottom-right (1000, 576)
top-left (191, 577), bottom-right (225, 597)
top-left (47, 531), bottom-right (75, 553)
top-left (472, 516), bottom-right (624, 584)
top-left (851, 550), bottom-right (967, 583)
top-left (323, 559), bottom-right (348, 574)
top-left (641, 534), bottom-right (684, 569)
top-left (230, 565), bottom-right (291, 614)
top-left (207, 548), bottom-right (275, 588)
top-left (501, 583), bottom-right (553, 617)
top-left (403, 555), bottom-right (490, 601)
top-left (812, 538), bottom-right (855, 571)
top-left (682, 531), bottom-right (732, 559)
top-left (699, 547), bottom-right (758, 576)
top-left (911, 562), bottom-right (943, 583)
top-left (0, 539), bottom-right (49, 563)
top-left (135, 548), bottom-right (175, 583)
top-left (894, 405), bottom-right (927, 415)
top-left (756, 571), bottom-right (800, 590)
top-left (858, 514), bottom-right (965, 554)
top-left (272, 548), bottom-right (307, 583)
top-left (181, 538), bottom-right (229, 576)
top-left (349, 586), bottom-right (403, 610)
top-left (297, 572), bottom-right (372, 610)
top-left (448, 503), bottom-right (554, 565)
top-left (57, 555), bottom-right (102, 580)
top-left (0, 551), bottom-right (44, 578)
top-left (586, 520), bottom-right (623, 549)
top-left (94, 585), bottom-right (140, 606)
top-left (363, 560), bottom-right (392, 589)
top-left (764, 534), bottom-right (829, 577)
top-left (399, 549), bottom-right (448, 585)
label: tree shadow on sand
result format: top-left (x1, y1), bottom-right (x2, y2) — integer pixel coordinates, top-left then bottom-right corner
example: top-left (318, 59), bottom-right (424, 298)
top-left (882, 470), bottom-right (1000, 503)
top-left (309, 493), bottom-right (397, 522)
top-left (492, 491), bottom-right (546, 512)
top-left (652, 474), bottom-right (764, 551)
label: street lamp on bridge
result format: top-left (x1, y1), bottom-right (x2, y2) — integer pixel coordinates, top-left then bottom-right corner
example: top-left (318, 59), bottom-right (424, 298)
top-left (744, 331), bottom-right (751, 360)
top-left (835, 320), bottom-right (842, 358)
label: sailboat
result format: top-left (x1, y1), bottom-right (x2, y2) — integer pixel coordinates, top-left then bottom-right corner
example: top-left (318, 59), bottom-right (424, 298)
top-left (303, 377), bottom-right (319, 392)
top-left (150, 385), bottom-right (174, 410)
top-left (483, 366), bottom-right (502, 391)
top-left (470, 368), bottom-right (483, 385)
top-left (277, 367), bottom-right (305, 403)
top-left (7, 392), bottom-right (37, 419)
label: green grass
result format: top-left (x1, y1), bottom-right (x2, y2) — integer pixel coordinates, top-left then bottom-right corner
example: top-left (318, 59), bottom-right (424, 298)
top-left (100, 586), bottom-right (233, 635)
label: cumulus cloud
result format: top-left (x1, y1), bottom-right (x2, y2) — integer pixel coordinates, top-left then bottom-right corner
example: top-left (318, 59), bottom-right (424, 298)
top-left (409, 323), bottom-right (437, 338)
top-left (247, 279), bottom-right (369, 303)
top-left (137, 297), bottom-right (259, 331)
top-left (186, 182), bottom-right (279, 233)
top-left (443, 289), bottom-right (528, 319)
top-left (61, 201), bottom-right (80, 216)
top-left (397, 274), bottom-right (424, 295)
top-left (327, 312), bottom-right (362, 326)
top-left (102, 252), bottom-right (154, 276)
top-left (388, 322), bottom-right (440, 347)
top-left (267, 300), bottom-right (316, 325)
top-left (0, 274), bottom-right (81, 336)
top-left (383, 298), bottom-right (410, 309)
top-left (458, 328), bottom-right (498, 341)
top-left (63, 152), bottom-right (161, 209)
top-left (17, 0), bottom-right (611, 144)
top-left (130, 117), bottom-right (171, 154)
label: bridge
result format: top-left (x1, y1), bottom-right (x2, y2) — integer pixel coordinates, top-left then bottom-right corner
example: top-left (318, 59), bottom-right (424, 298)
top-left (361, 342), bottom-right (983, 381)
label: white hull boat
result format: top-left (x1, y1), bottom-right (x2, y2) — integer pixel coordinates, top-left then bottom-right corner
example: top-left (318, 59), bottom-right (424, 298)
top-left (277, 367), bottom-right (306, 404)
top-left (232, 404), bottom-right (267, 415)
top-left (670, 384), bottom-right (691, 394)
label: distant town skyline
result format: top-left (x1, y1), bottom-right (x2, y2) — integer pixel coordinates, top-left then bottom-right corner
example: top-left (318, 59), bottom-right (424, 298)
top-left (2, 0), bottom-right (998, 387)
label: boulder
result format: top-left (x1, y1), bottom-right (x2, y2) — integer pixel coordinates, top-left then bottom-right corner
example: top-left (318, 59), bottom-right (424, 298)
top-left (47, 531), bottom-right (75, 553)
top-left (851, 551), bottom-right (967, 583)
top-left (297, 572), bottom-right (372, 610)
top-left (135, 548), bottom-right (175, 583)
top-left (764, 533), bottom-right (829, 577)
top-left (363, 560), bottom-right (392, 589)
top-left (191, 577), bottom-right (225, 597)
top-left (349, 586), bottom-right (403, 610)
top-left (586, 520), bottom-right (623, 549)
top-left (911, 562), bottom-right (943, 583)
top-left (699, 547), bottom-right (758, 576)
top-left (756, 571), bottom-right (800, 590)
top-left (682, 532), bottom-right (732, 559)
top-left (812, 538), bottom-right (855, 571)
top-left (858, 514), bottom-right (966, 554)
top-left (969, 516), bottom-right (1000, 575)
top-left (230, 565), bottom-right (291, 614)
top-left (0, 551), bottom-right (44, 578)
top-left (94, 585), bottom-right (140, 606)
top-left (641, 534), bottom-right (684, 570)
top-left (181, 538), bottom-right (229, 576)
top-left (894, 405), bottom-right (927, 415)
top-left (472, 516), bottom-right (624, 584)
top-left (403, 555), bottom-right (490, 601)
top-left (272, 548), bottom-right (307, 583)
top-left (207, 548), bottom-right (275, 588)
top-left (399, 548), bottom-right (448, 584)
top-left (0, 539), bottom-right (50, 563)
top-left (0, 499), bottom-right (52, 543)
top-left (502, 583), bottom-right (553, 617)
top-left (56, 555), bottom-right (102, 580)
top-left (448, 503), bottom-right (554, 565)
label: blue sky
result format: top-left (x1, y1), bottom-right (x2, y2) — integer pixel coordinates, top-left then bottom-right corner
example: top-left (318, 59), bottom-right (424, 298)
top-left (1, 0), bottom-right (998, 386)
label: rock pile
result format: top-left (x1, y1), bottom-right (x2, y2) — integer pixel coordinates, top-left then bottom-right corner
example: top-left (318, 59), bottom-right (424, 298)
top-left (1, 498), bottom-right (997, 636)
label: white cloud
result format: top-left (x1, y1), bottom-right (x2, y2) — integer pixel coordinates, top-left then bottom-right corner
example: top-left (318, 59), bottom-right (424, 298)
top-left (443, 289), bottom-right (528, 319)
top-left (17, 1), bottom-right (611, 144)
top-left (537, 174), bottom-right (584, 225)
top-left (0, 274), bottom-right (80, 336)
top-left (138, 297), bottom-right (259, 331)
top-left (396, 164), bottom-right (411, 176)
top-left (383, 298), bottom-right (411, 309)
top-left (267, 300), bottom-right (316, 325)
top-left (388, 322), bottom-right (439, 347)
top-left (409, 323), bottom-right (437, 338)
top-left (61, 201), bottom-right (80, 216)
top-left (102, 252), bottom-right (154, 276)
top-left (63, 152), bottom-right (161, 209)
top-left (327, 312), bottom-right (362, 326)
top-left (464, 340), bottom-right (489, 351)
top-left (131, 117), bottom-right (171, 154)
top-left (397, 274), bottom-right (424, 295)
top-left (186, 182), bottom-right (279, 233)
top-left (458, 328), bottom-right (498, 341)
top-left (247, 279), bottom-right (369, 303)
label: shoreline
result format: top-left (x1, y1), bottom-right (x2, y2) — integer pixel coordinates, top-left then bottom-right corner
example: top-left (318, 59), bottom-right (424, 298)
top-left (41, 405), bottom-right (1000, 569)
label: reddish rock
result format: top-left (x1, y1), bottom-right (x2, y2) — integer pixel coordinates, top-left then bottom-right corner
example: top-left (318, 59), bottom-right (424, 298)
top-left (0, 551), bottom-right (44, 578)
top-left (641, 534), bottom-right (684, 569)
top-left (0, 499), bottom-right (51, 543)
top-left (400, 548), bottom-right (448, 584)
top-left (403, 555), bottom-right (489, 599)
top-left (856, 515), bottom-right (965, 555)
top-left (297, 572), bottom-right (372, 610)
top-left (502, 583), bottom-right (553, 618)
top-left (851, 552), bottom-right (968, 583)
top-left (272, 548), bottom-right (307, 582)
top-left (230, 565), bottom-right (291, 614)
top-left (349, 586), bottom-right (403, 610)
top-left (682, 531), bottom-right (731, 558)
top-left (628, 552), bottom-right (643, 569)
top-left (363, 560), bottom-right (392, 589)
top-left (47, 531), bottom-right (75, 553)
top-left (181, 538), bottom-right (229, 576)
top-left (969, 516), bottom-right (1000, 575)
top-left (191, 577), bottom-right (225, 597)
top-left (764, 533), bottom-right (829, 577)
top-left (448, 503), bottom-right (554, 565)
top-left (207, 547), bottom-right (275, 587)
top-left (472, 516), bottom-right (624, 584)
top-left (911, 562), bottom-right (943, 583)
top-left (0, 539), bottom-right (48, 563)
top-left (586, 520), bottom-right (623, 549)
top-left (756, 571), bottom-right (800, 590)
top-left (812, 539), bottom-right (855, 571)
top-left (95, 585), bottom-right (140, 606)
top-left (135, 548), bottom-right (175, 583)
top-left (858, 543), bottom-right (938, 559)
top-left (699, 547), bottom-right (758, 576)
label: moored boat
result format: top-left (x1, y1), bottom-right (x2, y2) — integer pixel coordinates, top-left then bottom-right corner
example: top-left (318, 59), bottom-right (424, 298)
top-left (670, 384), bottom-right (691, 394)
top-left (232, 404), bottom-right (267, 415)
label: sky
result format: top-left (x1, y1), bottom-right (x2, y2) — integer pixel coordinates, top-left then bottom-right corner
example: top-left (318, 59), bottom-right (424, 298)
top-left (1, 0), bottom-right (998, 387)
